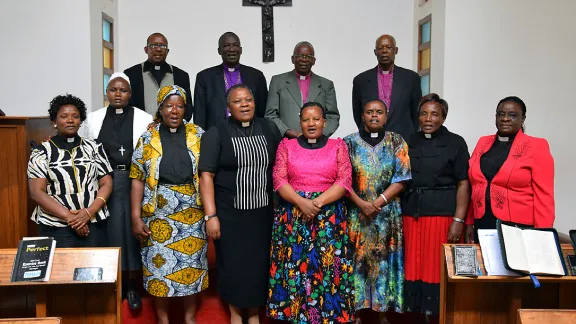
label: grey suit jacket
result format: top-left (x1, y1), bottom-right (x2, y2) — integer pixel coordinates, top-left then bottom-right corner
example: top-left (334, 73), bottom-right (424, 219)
top-left (265, 71), bottom-right (339, 136)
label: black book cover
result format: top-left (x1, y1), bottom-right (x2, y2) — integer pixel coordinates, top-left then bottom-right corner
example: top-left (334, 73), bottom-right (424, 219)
top-left (11, 237), bottom-right (56, 282)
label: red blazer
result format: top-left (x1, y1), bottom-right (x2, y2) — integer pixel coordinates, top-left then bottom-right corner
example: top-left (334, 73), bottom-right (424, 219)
top-left (466, 130), bottom-right (555, 228)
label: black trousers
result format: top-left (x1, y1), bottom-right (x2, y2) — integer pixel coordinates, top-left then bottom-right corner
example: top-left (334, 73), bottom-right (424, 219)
top-left (38, 221), bottom-right (106, 248)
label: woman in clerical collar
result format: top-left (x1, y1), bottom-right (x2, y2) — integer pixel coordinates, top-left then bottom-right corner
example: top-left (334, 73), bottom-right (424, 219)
top-left (402, 93), bottom-right (470, 320)
top-left (27, 94), bottom-right (113, 248)
top-left (465, 96), bottom-right (555, 243)
top-left (343, 99), bottom-right (411, 324)
top-left (198, 84), bottom-right (282, 324)
top-left (129, 85), bottom-right (207, 323)
top-left (267, 102), bottom-right (356, 323)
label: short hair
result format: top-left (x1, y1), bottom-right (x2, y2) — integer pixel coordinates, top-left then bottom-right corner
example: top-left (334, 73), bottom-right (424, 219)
top-left (146, 32), bottom-right (167, 45)
top-left (293, 41), bottom-right (315, 55)
top-left (497, 96), bottom-right (527, 116)
top-left (226, 84), bottom-right (254, 105)
top-left (218, 32), bottom-right (240, 48)
top-left (419, 93), bottom-right (449, 118)
top-left (362, 98), bottom-right (388, 113)
top-left (48, 94), bottom-right (87, 122)
top-left (375, 34), bottom-right (397, 48)
top-left (300, 102), bottom-right (326, 119)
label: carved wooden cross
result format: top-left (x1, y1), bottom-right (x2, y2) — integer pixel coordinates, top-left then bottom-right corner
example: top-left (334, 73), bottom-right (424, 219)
top-left (243, 0), bottom-right (293, 62)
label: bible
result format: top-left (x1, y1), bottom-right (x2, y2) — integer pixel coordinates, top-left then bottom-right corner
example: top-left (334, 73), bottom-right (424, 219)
top-left (453, 245), bottom-right (479, 276)
top-left (497, 221), bottom-right (566, 276)
top-left (11, 237), bottom-right (56, 282)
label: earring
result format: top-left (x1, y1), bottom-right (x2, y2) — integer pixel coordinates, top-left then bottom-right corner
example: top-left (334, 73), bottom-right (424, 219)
top-left (53, 124), bottom-right (57, 128)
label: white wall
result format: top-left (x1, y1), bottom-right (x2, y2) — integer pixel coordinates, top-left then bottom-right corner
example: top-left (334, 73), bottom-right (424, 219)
top-left (0, 0), bottom-right (92, 116)
top-left (117, 0), bottom-right (416, 139)
top-left (442, 0), bottom-right (576, 232)
top-left (413, 0), bottom-right (446, 96)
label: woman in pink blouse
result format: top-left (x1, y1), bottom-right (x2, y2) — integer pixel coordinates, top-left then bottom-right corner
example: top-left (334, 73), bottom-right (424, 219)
top-left (266, 102), bottom-right (355, 324)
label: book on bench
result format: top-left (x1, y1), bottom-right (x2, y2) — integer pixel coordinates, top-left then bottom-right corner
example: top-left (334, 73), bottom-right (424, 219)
top-left (11, 237), bottom-right (56, 282)
top-left (497, 221), bottom-right (566, 276)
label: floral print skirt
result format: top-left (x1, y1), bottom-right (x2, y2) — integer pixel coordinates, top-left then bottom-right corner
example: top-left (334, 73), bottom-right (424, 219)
top-left (141, 183), bottom-right (208, 297)
top-left (267, 191), bottom-right (355, 324)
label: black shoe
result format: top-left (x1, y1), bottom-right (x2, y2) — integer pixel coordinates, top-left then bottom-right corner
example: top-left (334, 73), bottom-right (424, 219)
top-left (126, 289), bottom-right (142, 310)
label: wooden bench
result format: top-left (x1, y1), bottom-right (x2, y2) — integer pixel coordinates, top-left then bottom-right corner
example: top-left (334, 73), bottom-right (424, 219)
top-left (0, 248), bottom-right (120, 324)
top-left (518, 309), bottom-right (576, 323)
top-left (0, 318), bottom-right (61, 323)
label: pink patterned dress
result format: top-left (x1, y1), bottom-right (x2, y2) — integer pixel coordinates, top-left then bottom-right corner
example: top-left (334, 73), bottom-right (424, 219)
top-left (267, 137), bottom-right (356, 324)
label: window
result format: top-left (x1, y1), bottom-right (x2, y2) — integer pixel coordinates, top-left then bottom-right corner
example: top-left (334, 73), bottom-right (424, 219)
top-left (418, 15), bottom-right (431, 95)
top-left (102, 14), bottom-right (114, 106)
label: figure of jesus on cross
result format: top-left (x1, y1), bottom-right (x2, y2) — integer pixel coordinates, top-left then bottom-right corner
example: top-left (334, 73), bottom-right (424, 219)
top-left (243, 0), bottom-right (293, 62)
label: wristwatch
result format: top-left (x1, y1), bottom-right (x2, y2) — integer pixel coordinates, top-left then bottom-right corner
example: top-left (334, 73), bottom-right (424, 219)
top-left (204, 214), bottom-right (217, 221)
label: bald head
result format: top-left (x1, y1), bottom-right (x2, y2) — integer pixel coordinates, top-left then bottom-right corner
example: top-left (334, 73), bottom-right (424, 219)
top-left (293, 41), bottom-right (315, 55)
top-left (374, 34), bottom-right (398, 70)
top-left (147, 32), bottom-right (168, 45)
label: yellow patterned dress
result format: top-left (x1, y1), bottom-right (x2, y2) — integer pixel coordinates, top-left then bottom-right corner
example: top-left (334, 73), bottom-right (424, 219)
top-left (130, 121), bottom-right (208, 297)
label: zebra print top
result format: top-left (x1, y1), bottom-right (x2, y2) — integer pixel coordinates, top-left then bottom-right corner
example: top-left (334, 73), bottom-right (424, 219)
top-left (27, 136), bottom-right (113, 227)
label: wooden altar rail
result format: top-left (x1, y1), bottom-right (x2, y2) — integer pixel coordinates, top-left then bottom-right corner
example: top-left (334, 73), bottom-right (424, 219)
top-left (440, 244), bottom-right (576, 324)
top-left (0, 248), bottom-right (121, 324)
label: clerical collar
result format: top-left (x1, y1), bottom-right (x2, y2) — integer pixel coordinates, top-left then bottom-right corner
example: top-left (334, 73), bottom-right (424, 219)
top-left (420, 125), bottom-right (446, 139)
top-left (295, 71), bottom-right (310, 80)
top-left (107, 105), bottom-right (130, 115)
top-left (360, 128), bottom-right (385, 138)
top-left (377, 64), bottom-right (395, 75)
top-left (297, 135), bottom-right (328, 149)
top-left (143, 60), bottom-right (173, 73)
top-left (496, 132), bottom-right (517, 142)
top-left (224, 64), bottom-right (240, 72)
top-left (52, 134), bottom-right (81, 149)
top-left (161, 123), bottom-right (184, 134)
top-left (230, 117), bottom-right (253, 128)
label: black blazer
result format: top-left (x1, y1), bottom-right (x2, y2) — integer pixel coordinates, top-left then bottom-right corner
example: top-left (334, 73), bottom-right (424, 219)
top-left (193, 64), bottom-right (268, 130)
top-left (124, 62), bottom-right (194, 121)
top-left (352, 65), bottom-right (422, 140)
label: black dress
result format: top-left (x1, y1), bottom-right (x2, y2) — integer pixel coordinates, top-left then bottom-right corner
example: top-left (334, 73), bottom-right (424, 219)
top-left (198, 117), bottom-right (282, 308)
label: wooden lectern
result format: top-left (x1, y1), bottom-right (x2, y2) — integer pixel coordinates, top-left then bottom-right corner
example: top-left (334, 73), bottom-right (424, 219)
top-left (0, 318), bottom-right (62, 324)
top-left (517, 309), bottom-right (576, 323)
top-left (440, 244), bottom-right (576, 324)
top-left (0, 247), bottom-right (121, 324)
top-left (0, 117), bottom-right (53, 248)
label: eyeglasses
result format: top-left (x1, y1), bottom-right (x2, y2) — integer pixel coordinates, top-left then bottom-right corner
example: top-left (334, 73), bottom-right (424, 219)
top-left (294, 54), bottom-right (315, 61)
top-left (148, 43), bottom-right (168, 50)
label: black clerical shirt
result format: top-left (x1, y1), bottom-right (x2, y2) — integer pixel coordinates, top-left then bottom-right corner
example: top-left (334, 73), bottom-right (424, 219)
top-left (158, 124), bottom-right (193, 185)
top-left (97, 106), bottom-right (134, 166)
top-left (143, 60), bottom-right (173, 86)
top-left (297, 135), bottom-right (328, 149)
top-left (52, 134), bottom-right (81, 151)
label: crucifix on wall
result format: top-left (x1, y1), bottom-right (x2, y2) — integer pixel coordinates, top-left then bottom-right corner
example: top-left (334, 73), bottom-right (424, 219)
top-left (243, 0), bottom-right (293, 62)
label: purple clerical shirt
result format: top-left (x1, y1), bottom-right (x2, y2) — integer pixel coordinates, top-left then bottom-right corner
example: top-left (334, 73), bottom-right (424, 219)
top-left (377, 66), bottom-right (394, 113)
top-left (223, 64), bottom-right (242, 116)
top-left (296, 72), bottom-right (311, 104)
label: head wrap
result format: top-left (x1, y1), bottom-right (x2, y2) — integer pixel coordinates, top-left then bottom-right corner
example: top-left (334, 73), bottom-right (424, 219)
top-left (108, 72), bottom-right (131, 87)
top-left (157, 85), bottom-right (187, 108)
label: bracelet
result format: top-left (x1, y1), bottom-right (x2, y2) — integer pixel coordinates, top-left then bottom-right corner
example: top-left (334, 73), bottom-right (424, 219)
top-left (453, 217), bottom-right (465, 223)
top-left (96, 197), bottom-right (107, 204)
top-left (85, 208), bottom-right (92, 218)
top-left (380, 193), bottom-right (388, 205)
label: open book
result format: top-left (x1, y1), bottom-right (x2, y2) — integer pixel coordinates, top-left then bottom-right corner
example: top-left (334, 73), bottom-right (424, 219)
top-left (497, 222), bottom-right (566, 276)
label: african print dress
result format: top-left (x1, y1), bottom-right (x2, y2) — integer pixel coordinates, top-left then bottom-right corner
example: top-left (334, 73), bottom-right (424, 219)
top-left (130, 122), bottom-right (208, 297)
top-left (267, 137), bottom-right (356, 324)
top-left (343, 131), bottom-right (411, 313)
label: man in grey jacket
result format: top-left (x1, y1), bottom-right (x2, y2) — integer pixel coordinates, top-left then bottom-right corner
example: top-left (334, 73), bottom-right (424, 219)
top-left (265, 42), bottom-right (340, 137)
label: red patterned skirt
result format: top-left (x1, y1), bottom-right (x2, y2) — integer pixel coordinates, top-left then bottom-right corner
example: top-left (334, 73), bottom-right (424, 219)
top-left (403, 215), bottom-right (454, 316)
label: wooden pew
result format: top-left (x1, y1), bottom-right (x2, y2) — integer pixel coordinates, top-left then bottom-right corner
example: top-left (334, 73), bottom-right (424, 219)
top-left (518, 309), bottom-right (576, 323)
top-left (0, 318), bottom-right (61, 324)
top-left (440, 244), bottom-right (576, 324)
top-left (0, 248), bottom-right (121, 324)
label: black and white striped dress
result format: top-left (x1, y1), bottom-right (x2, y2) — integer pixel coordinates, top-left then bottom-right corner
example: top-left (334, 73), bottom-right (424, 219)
top-left (27, 135), bottom-right (113, 227)
top-left (199, 117), bottom-right (282, 308)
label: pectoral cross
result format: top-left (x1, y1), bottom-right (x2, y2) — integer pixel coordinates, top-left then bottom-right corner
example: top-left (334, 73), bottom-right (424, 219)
top-left (119, 145), bottom-right (126, 156)
top-left (243, 0), bottom-right (293, 62)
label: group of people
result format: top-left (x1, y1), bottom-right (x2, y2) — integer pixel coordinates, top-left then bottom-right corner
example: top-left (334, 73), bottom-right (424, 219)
top-left (26, 30), bottom-right (555, 324)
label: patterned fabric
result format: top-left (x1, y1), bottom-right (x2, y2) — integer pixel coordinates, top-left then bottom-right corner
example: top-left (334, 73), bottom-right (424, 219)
top-left (267, 138), bottom-right (355, 324)
top-left (141, 184), bottom-right (208, 297)
top-left (272, 138), bottom-right (352, 193)
top-left (157, 85), bottom-right (187, 107)
top-left (377, 66), bottom-right (394, 112)
top-left (27, 138), bottom-right (113, 227)
top-left (130, 121), bottom-right (207, 297)
top-left (343, 132), bottom-right (411, 313)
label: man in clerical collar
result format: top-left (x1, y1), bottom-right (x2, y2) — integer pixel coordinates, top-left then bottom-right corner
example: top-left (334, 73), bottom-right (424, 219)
top-left (265, 41), bottom-right (340, 138)
top-left (352, 34), bottom-right (422, 141)
top-left (124, 32), bottom-right (193, 121)
top-left (193, 31), bottom-right (268, 130)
